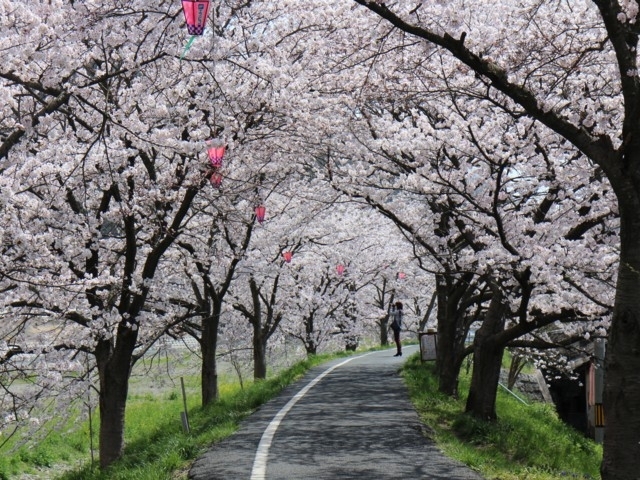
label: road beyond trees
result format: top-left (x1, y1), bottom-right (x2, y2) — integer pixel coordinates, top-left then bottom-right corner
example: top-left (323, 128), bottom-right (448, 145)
top-left (189, 347), bottom-right (484, 479)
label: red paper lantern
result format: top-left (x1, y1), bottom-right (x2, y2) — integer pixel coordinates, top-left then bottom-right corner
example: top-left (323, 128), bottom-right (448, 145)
top-left (182, 0), bottom-right (210, 35)
top-left (336, 264), bottom-right (345, 276)
top-left (397, 272), bottom-right (406, 280)
top-left (207, 142), bottom-right (225, 168)
top-left (282, 251), bottom-right (293, 263)
top-left (210, 172), bottom-right (223, 188)
top-left (255, 205), bottom-right (266, 224)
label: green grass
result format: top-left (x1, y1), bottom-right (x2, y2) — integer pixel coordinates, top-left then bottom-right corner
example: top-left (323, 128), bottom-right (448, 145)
top-left (402, 355), bottom-right (602, 480)
top-left (0, 404), bottom-right (93, 480)
top-left (1, 346), bottom-right (602, 480)
top-left (0, 350), bottom-right (350, 480)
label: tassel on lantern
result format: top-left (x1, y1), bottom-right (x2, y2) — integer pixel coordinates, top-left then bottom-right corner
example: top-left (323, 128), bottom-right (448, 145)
top-left (210, 172), bottom-right (223, 188)
top-left (255, 205), bottom-right (266, 224)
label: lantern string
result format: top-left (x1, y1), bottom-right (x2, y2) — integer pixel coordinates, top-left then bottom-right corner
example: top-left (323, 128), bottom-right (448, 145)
top-left (180, 35), bottom-right (197, 60)
top-left (210, 7), bottom-right (217, 127)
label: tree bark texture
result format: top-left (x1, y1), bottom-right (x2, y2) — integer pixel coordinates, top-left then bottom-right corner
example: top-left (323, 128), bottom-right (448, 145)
top-left (249, 276), bottom-right (267, 380)
top-left (253, 320), bottom-right (267, 380)
top-left (98, 374), bottom-right (128, 469)
top-left (435, 274), bottom-right (472, 397)
top-left (304, 315), bottom-right (317, 355)
top-left (380, 314), bottom-right (390, 347)
top-left (465, 284), bottom-right (507, 421)
top-left (95, 331), bottom-right (136, 469)
top-left (201, 305), bottom-right (221, 406)
top-left (601, 186), bottom-right (640, 480)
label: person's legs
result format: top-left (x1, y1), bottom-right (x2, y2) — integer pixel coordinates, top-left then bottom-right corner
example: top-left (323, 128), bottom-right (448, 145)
top-left (393, 329), bottom-right (402, 356)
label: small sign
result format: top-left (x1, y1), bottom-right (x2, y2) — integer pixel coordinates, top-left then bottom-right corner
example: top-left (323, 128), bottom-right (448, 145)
top-left (420, 331), bottom-right (437, 362)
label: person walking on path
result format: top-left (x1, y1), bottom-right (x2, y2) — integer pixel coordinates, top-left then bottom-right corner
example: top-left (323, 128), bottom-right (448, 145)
top-left (390, 301), bottom-right (403, 357)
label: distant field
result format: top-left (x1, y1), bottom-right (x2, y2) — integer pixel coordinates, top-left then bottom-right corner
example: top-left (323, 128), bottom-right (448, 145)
top-left (0, 335), bottom-right (317, 480)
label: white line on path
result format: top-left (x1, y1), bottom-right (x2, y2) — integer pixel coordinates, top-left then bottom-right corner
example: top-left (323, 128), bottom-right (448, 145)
top-left (249, 352), bottom-right (374, 480)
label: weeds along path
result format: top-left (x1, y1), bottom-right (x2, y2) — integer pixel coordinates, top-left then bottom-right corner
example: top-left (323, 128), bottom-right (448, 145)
top-left (189, 346), bottom-right (484, 480)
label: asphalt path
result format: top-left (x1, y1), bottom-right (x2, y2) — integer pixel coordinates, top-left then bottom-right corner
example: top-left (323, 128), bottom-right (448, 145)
top-left (189, 346), bottom-right (484, 479)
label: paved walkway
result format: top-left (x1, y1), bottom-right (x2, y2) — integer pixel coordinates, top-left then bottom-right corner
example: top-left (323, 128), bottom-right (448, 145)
top-left (189, 346), bottom-right (484, 479)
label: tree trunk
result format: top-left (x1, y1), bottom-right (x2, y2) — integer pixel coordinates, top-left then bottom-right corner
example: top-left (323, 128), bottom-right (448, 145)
top-left (419, 291), bottom-right (437, 332)
top-left (95, 332), bottom-right (136, 469)
top-left (434, 274), bottom-right (469, 397)
top-left (98, 371), bottom-right (128, 469)
top-left (465, 284), bottom-right (507, 420)
top-left (201, 305), bottom-right (221, 406)
top-left (345, 338), bottom-right (358, 351)
top-left (305, 314), bottom-right (318, 355)
top-left (305, 340), bottom-right (317, 356)
top-left (246, 276), bottom-right (268, 381)
top-left (436, 318), bottom-right (462, 396)
top-left (253, 322), bottom-right (267, 380)
top-left (507, 354), bottom-right (526, 391)
top-left (601, 192), bottom-right (640, 480)
top-left (465, 341), bottom-right (505, 420)
top-left (380, 314), bottom-right (390, 346)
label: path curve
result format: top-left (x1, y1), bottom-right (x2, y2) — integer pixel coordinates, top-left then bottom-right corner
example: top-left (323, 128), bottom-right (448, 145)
top-left (189, 346), bottom-right (484, 480)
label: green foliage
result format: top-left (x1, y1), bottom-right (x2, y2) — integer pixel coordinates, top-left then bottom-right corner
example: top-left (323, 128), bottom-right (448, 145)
top-left (402, 355), bottom-right (602, 480)
top-left (52, 351), bottom-right (347, 480)
top-left (0, 411), bottom-right (93, 479)
top-left (0, 456), bottom-right (13, 480)
top-left (5, 347), bottom-right (600, 480)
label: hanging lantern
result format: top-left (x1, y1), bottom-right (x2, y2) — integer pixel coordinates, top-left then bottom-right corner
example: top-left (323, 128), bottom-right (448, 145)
top-left (282, 251), bottom-right (293, 263)
top-left (397, 272), bottom-right (406, 280)
top-left (255, 205), bottom-right (266, 224)
top-left (207, 141), bottom-right (225, 168)
top-left (336, 264), bottom-right (345, 276)
top-left (209, 172), bottom-right (223, 188)
top-left (181, 0), bottom-right (211, 35)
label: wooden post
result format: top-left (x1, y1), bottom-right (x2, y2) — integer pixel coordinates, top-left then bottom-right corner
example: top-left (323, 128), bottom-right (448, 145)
top-left (181, 377), bottom-right (190, 433)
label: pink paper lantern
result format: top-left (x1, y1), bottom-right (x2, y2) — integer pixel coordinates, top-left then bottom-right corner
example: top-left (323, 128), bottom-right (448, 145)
top-left (181, 0), bottom-right (210, 35)
top-left (336, 264), bottom-right (345, 276)
top-left (397, 272), bottom-right (406, 280)
top-left (255, 205), bottom-right (266, 224)
top-left (282, 251), bottom-right (293, 263)
top-left (210, 172), bottom-right (223, 188)
top-left (207, 142), bottom-right (225, 168)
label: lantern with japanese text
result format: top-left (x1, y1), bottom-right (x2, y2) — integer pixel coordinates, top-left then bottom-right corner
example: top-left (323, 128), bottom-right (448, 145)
top-left (255, 205), bottom-right (266, 224)
top-left (182, 0), bottom-right (210, 35)
top-left (207, 141), bottom-right (225, 168)
top-left (282, 251), bottom-right (293, 263)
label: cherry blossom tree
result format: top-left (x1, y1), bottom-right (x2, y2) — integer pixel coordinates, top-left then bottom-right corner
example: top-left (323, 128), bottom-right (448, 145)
top-left (345, 1), bottom-right (634, 477)
top-left (272, 0), bottom-right (615, 423)
top-left (0, 3), bottom-right (210, 467)
top-left (324, 49), bottom-right (614, 416)
top-left (0, 0), bottom-right (300, 468)
top-left (168, 199), bottom-right (257, 406)
top-left (2, 0), bottom-right (631, 477)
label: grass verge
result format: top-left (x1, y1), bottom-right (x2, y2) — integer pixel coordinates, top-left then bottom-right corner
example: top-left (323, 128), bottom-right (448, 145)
top-left (2, 346), bottom-right (602, 480)
top-left (402, 355), bottom-right (602, 480)
top-left (0, 349), bottom-right (352, 480)
top-left (59, 354), bottom-right (350, 480)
